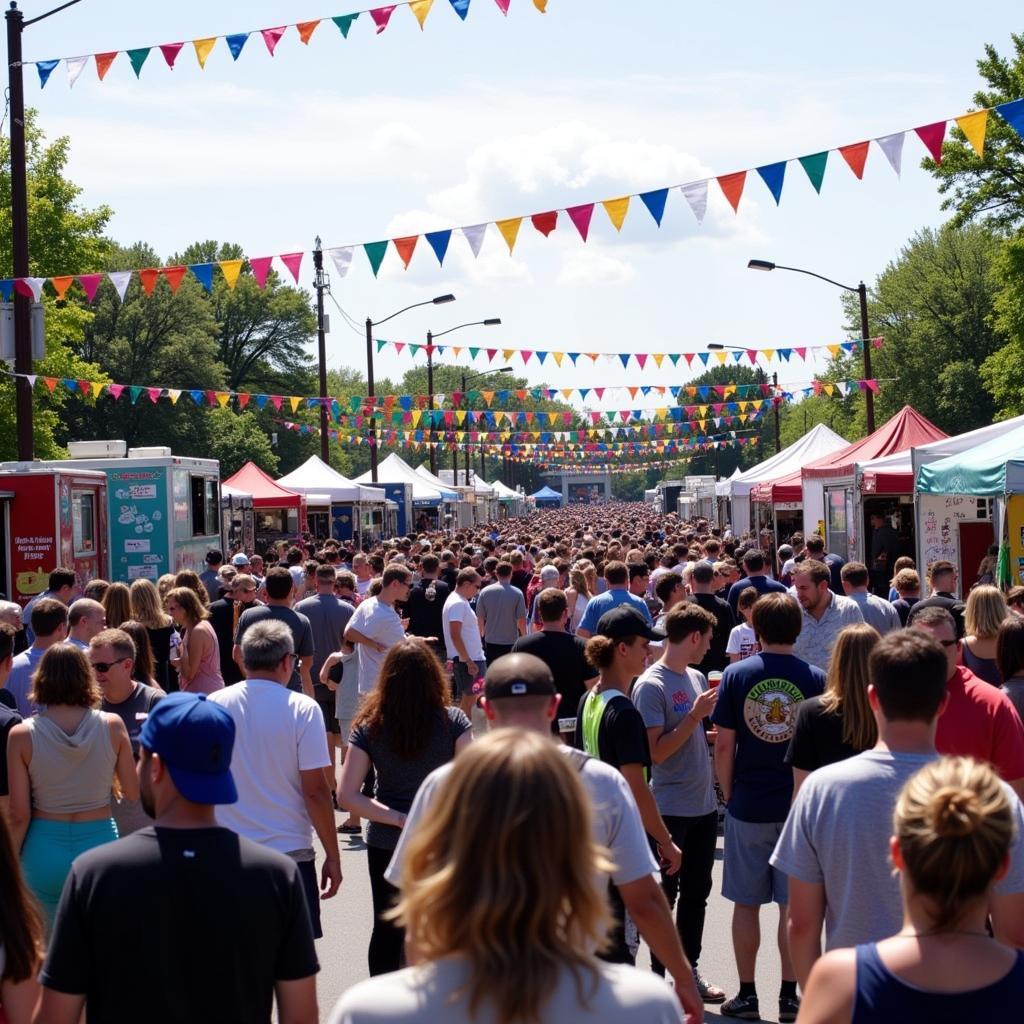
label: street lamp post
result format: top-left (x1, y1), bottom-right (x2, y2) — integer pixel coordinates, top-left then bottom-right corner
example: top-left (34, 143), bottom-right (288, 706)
top-left (313, 239), bottom-right (330, 462)
top-left (426, 319), bottom-right (500, 474)
top-left (460, 367), bottom-right (513, 487)
top-left (747, 259), bottom-right (875, 433)
top-left (707, 344), bottom-right (781, 454)
top-left (365, 294), bottom-right (455, 482)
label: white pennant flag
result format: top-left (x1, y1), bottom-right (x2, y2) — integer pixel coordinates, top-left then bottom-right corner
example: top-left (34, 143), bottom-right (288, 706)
top-left (23, 277), bottom-right (46, 301)
top-left (66, 56), bottom-right (88, 87)
top-left (835, 380), bottom-right (849, 396)
top-left (108, 271), bottom-right (132, 301)
top-left (461, 224), bottom-right (487, 258)
top-left (876, 132), bottom-right (905, 176)
top-left (26, 374), bottom-right (37, 388)
top-left (327, 246), bottom-right (353, 279)
top-left (680, 181), bottom-right (708, 223)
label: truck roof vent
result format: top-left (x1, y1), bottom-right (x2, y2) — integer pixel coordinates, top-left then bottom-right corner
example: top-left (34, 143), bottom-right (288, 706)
top-left (67, 440), bottom-right (127, 459)
top-left (128, 447), bottom-right (172, 459)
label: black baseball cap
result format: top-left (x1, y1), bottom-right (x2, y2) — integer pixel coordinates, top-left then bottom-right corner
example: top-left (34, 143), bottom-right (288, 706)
top-left (595, 604), bottom-right (666, 642)
top-left (484, 653), bottom-right (556, 700)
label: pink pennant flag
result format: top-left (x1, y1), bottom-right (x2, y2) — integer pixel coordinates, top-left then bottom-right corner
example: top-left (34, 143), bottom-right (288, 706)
top-left (370, 6), bottom-right (397, 32)
top-left (566, 204), bottom-right (595, 242)
top-left (270, 395), bottom-right (283, 410)
top-left (160, 42), bottom-right (184, 68)
top-left (636, 353), bottom-right (648, 370)
top-left (278, 251), bottom-right (303, 283)
top-left (75, 273), bottom-right (102, 302)
top-left (520, 351), bottom-right (533, 364)
top-left (107, 384), bottom-right (124, 401)
top-left (249, 256), bottom-right (273, 289)
top-left (147, 387), bottom-right (162, 403)
top-left (495, 0), bottom-right (511, 11)
top-left (261, 27), bottom-right (287, 55)
top-left (794, 347), bottom-right (807, 360)
top-left (914, 121), bottom-right (947, 163)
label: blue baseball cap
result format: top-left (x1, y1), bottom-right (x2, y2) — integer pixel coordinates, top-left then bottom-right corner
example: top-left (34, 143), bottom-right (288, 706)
top-left (139, 693), bottom-right (237, 805)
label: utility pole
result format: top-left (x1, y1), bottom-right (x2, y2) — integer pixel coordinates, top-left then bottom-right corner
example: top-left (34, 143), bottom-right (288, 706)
top-left (426, 332), bottom-right (436, 475)
top-left (771, 371), bottom-right (781, 453)
top-left (363, 315), bottom-right (378, 481)
top-left (858, 282), bottom-right (875, 433)
top-left (313, 239), bottom-right (330, 463)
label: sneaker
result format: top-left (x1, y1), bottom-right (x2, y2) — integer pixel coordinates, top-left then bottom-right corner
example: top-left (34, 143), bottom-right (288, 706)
top-left (693, 969), bottom-right (726, 1004)
top-left (779, 995), bottom-right (800, 1023)
top-left (721, 993), bottom-right (760, 1020)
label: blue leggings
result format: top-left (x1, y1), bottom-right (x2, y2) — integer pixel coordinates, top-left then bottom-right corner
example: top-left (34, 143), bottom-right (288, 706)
top-left (21, 817), bottom-right (119, 925)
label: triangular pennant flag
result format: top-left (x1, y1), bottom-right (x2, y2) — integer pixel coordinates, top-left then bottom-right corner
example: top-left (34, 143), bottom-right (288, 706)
top-left (159, 42), bottom-right (184, 68)
top-left (107, 271), bottom-right (132, 301)
top-left (618, 354), bottom-right (630, 369)
top-left (66, 56), bottom-right (88, 87)
top-left (531, 211), bottom-right (558, 237)
top-left (954, 110), bottom-right (988, 158)
top-left (424, 230), bottom-right (451, 265)
top-left (167, 389), bottom-right (181, 405)
top-left (602, 196), bottom-right (630, 231)
top-left (392, 236), bottom-right (419, 269)
top-left (77, 273), bottom-right (102, 302)
top-left (756, 162), bottom-right (787, 204)
top-left (50, 276), bottom-right (73, 301)
top-left (297, 20), bottom-right (322, 43)
top-left (370, 6), bottom-right (397, 33)
top-left (189, 263), bottom-right (214, 292)
top-left (410, 0), bottom-right (435, 27)
top-left (332, 14), bottom-right (360, 36)
top-left (217, 392), bottom-right (231, 408)
top-left (261, 27), bottom-right (287, 55)
top-left (495, 217), bottom-right (522, 253)
top-left (36, 60), bottom-right (59, 88)
top-left (189, 389), bottom-right (205, 405)
top-left (495, 0), bottom-right (511, 13)
top-left (462, 224), bottom-right (487, 257)
top-left (138, 268), bottom-right (159, 296)
top-left (717, 171), bottom-right (746, 213)
top-left (996, 99), bottom-right (1024, 140)
top-left (376, 340), bottom-right (387, 354)
top-left (838, 140), bottom-right (870, 179)
top-left (127, 47), bottom-right (150, 78)
top-left (193, 38), bottom-right (217, 69)
top-left (147, 387), bottom-right (163, 404)
top-left (162, 266), bottom-right (188, 293)
top-left (95, 52), bottom-right (118, 80)
top-left (44, 376), bottom-right (58, 392)
top-left (639, 188), bottom-right (668, 226)
top-left (327, 246), bottom-right (353, 279)
top-left (225, 33), bottom-right (250, 61)
top-left (914, 121), bottom-right (947, 163)
top-left (248, 256), bottom-right (273, 289)
top-left (218, 259), bottom-right (244, 290)
top-left (798, 151), bottom-right (829, 193)
top-left (449, 0), bottom-right (471, 18)
top-left (680, 181), bottom-right (708, 223)
top-left (566, 204), bottom-right (595, 241)
top-left (876, 132), bottom-right (905, 176)
top-left (278, 251), bottom-right (303, 283)
top-left (534, 0), bottom-right (548, 9)
top-left (364, 241), bottom-right (389, 277)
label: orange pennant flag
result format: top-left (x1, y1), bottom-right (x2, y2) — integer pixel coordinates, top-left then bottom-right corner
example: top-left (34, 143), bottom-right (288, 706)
top-left (219, 259), bottom-right (244, 290)
top-left (838, 141), bottom-right (870, 179)
top-left (138, 268), bottom-right (159, 296)
top-left (193, 38), bottom-right (217, 69)
top-left (602, 196), bottom-right (630, 231)
top-left (392, 236), bottom-right (419, 269)
top-left (50, 276), bottom-right (74, 300)
top-left (95, 52), bottom-right (118, 80)
top-left (495, 217), bottom-right (523, 254)
top-left (162, 266), bottom-right (188, 293)
top-left (296, 20), bottom-right (321, 44)
top-left (717, 171), bottom-right (746, 213)
top-left (955, 110), bottom-right (989, 158)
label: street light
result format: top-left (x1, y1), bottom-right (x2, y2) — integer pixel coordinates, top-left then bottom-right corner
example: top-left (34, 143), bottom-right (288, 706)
top-left (426, 319), bottom-right (501, 474)
top-left (747, 259), bottom-right (875, 432)
top-left (707, 343), bottom-right (781, 454)
top-left (365, 294), bottom-right (455, 481)
top-left (460, 367), bottom-right (513, 487)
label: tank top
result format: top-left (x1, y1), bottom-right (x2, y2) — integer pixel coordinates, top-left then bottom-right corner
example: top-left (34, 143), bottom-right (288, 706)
top-left (181, 621), bottom-right (224, 694)
top-left (570, 593), bottom-right (590, 633)
top-left (962, 641), bottom-right (1002, 686)
top-left (852, 942), bottom-right (1024, 1023)
top-left (26, 709), bottom-right (117, 814)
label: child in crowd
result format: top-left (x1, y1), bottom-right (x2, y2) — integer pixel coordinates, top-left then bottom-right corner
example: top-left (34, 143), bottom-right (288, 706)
top-left (726, 586), bottom-right (760, 663)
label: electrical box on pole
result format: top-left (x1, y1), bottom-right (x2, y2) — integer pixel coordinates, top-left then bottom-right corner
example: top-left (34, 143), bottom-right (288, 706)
top-left (0, 302), bottom-right (45, 362)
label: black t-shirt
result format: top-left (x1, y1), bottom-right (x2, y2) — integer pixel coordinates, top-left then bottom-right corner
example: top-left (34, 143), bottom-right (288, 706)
top-left (574, 690), bottom-right (651, 771)
top-left (688, 593), bottom-right (736, 673)
top-left (906, 593), bottom-right (966, 638)
top-left (784, 693), bottom-right (860, 773)
top-left (403, 578), bottom-right (450, 641)
top-left (0, 703), bottom-right (22, 796)
top-left (892, 596), bottom-right (918, 627)
top-left (512, 630), bottom-right (598, 729)
top-left (41, 827), bottom-right (318, 1023)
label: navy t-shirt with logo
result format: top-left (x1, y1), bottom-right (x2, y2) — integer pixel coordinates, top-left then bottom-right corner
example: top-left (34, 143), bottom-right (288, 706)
top-left (711, 652), bottom-right (825, 823)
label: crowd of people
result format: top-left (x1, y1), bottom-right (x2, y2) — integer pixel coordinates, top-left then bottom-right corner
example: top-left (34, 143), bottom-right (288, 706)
top-left (2, 501), bottom-right (1024, 1022)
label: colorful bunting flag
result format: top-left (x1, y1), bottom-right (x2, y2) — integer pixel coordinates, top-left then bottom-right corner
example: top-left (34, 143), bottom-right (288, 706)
top-left (838, 141), bottom-right (870, 179)
top-left (327, 247), bottom-right (353, 279)
top-left (127, 47), bottom-right (150, 78)
top-left (297, 20), bottom-right (322, 43)
top-left (876, 132), bottom-right (905, 176)
top-left (193, 38), bottom-right (217, 68)
top-left (717, 171), bottom-right (746, 213)
top-left (425, 230), bottom-right (451, 265)
top-left (370, 6), bottom-right (397, 32)
top-left (996, 99), bottom-right (1024, 140)
top-left (94, 52), bottom-right (118, 80)
top-left (66, 56), bottom-right (88, 87)
top-left (798, 151), bottom-right (829, 193)
top-left (392, 236), bottom-right (419, 269)
top-left (756, 162), bottom-right (786, 205)
top-left (915, 121), bottom-right (947, 163)
top-left (249, 256), bottom-right (273, 290)
top-left (955, 110), bottom-right (988, 157)
top-left (219, 259), bottom-right (244, 289)
top-left (364, 241), bottom-right (389, 277)
top-left (410, 0), bottom-right (435, 26)
top-left (680, 181), bottom-right (708, 223)
top-left (225, 33), bottom-right (250, 60)
top-left (531, 211), bottom-right (558, 237)
top-left (639, 188), bottom-right (668, 226)
top-left (160, 42), bottom-right (184, 68)
top-left (462, 224), bottom-right (488, 257)
top-left (278, 251), bottom-right (303, 283)
top-left (566, 204), bottom-right (594, 241)
top-left (36, 60), bottom-right (59, 88)
top-left (495, 217), bottom-right (522, 253)
top-left (602, 196), bottom-right (630, 231)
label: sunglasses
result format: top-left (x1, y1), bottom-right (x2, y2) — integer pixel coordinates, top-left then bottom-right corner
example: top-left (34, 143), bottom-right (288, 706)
top-left (90, 660), bottom-right (125, 673)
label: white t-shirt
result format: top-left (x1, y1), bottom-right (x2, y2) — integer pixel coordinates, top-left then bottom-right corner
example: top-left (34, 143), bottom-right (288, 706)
top-left (209, 678), bottom-right (329, 854)
top-left (355, 576), bottom-right (373, 597)
top-left (346, 596), bottom-right (406, 694)
top-left (442, 592), bottom-right (484, 662)
top-left (725, 622), bottom-right (758, 660)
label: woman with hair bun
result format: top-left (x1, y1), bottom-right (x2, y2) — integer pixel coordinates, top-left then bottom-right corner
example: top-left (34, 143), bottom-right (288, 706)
top-left (799, 756), bottom-right (1024, 1023)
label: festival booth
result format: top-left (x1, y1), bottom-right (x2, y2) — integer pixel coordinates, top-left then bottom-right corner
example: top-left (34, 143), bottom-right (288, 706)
top-left (737, 423), bottom-right (848, 539)
top-left (277, 456), bottom-right (388, 546)
top-left (715, 467), bottom-right (743, 529)
top-left (490, 479), bottom-right (526, 518)
top-left (433, 469), bottom-right (497, 525)
top-left (530, 485), bottom-right (563, 508)
top-left (355, 454), bottom-right (454, 536)
top-left (220, 483), bottom-right (254, 557)
top-left (222, 462), bottom-right (306, 554)
top-left (916, 421), bottom-right (1024, 590)
top-left (801, 406), bottom-right (946, 563)
top-left (416, 466), bottom-right (476, 528)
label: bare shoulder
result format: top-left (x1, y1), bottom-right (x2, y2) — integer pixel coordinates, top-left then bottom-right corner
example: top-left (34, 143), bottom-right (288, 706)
top-left (800, 948), bottom-right (857, 1024)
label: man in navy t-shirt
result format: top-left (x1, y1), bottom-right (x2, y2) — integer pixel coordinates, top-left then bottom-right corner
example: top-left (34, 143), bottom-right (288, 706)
top-left (711, 592), bottom-right (825, 1024)
top-left (726, 549), bottom-right (788, 618)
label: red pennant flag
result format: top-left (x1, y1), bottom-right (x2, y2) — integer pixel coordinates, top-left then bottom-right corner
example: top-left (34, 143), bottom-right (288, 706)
top-left (77, 380), bottom-right (91, 395)
top-left (77, 273), bottom-right (103, 302)
top-left (746, 349), bottom-right (758, 364)
top-left (393, 342), bottom-right (405, 355)
top-left (261, 27), bottom-right (287, 55)
top-left (138, 268), bottom-right (159, 296)
top-left (279, 251), bottom-right (303, 283)
top-left (270, 395), bottom-right (283, 410)
top-left (160, 42), bottom-right (184, 68)
top-left (838, 140), bottom-right (870, 179)
top-left (717, 171), bottom-right (746, 213)
top-left (44, 377), bottom-right (58, 392)
top-left (50, 276), bottom-right (74, 300)
top-left (531, 211), bottom-right (558, 237)
top-left (237, 393), bottom-right (250, 410)
top-left (486, 348), bottom-right (497, 361)
top-left (566, 204), bottom-right (594, 241)
top-left (520, 351), bottom-right (533, 364)
top-left (249, 256), bottom-right (273, 289)
top-left (95, 52), bottom-right (118, 80)
top-left (392, 236), bottom-right (419, 269)
top-left (370, 6), bottom-right (397, 33)
top-left (161, 266), bottom-right (188, 293)
top-left (684, 353), bottom-right (695, 366)
top-left (915, 121), bottom-right (947, 163)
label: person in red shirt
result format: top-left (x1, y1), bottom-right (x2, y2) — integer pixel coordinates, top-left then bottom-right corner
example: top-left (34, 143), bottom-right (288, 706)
top-left (911, 606), bottom-right (1024, 798)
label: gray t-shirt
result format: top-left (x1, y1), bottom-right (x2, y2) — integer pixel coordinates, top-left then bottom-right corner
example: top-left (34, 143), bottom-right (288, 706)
top-left (475, 581), bottom-right (527, 645)
top-left (386, 747), bottom-right (658, 889)
top-left (295, 594), bottom-right (354, 700)
top-left (770, 748), bottom-right (1024, 950)
top-left (101, 682), bottom-right (164, 835)
top-left (235, 605), bottom-right (314, 693)
top-left (633, 664), bottom-right (716, 818)
top-left (847, 591), bottom-right (901, 635)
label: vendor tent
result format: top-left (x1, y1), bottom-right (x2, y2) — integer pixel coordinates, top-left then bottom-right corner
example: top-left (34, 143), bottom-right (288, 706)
top-left (277, 455), bottom-right (386, 503)
top-left (223, 462), bottom-right (302, 508)
top-left (531, 485), bottom-right (563, 506)
top-left (917, 421), bottom-right (1024, 496)
top-left (490, 479), bottom-right (521, 499)
top-left (356, 453), bottom-right (457, 502)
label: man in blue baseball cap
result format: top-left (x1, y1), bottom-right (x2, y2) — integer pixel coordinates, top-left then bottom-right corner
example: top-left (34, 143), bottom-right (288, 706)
top-left (37, 693), bottom-right (320, 1024)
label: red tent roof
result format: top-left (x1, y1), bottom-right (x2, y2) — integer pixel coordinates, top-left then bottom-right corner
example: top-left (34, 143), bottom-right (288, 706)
top-left (801, 406), bottom-right (947, 481)
top-left (223, 461), bottom-right (303, 509)
top-left (752, 470), bottom-right (801, 504)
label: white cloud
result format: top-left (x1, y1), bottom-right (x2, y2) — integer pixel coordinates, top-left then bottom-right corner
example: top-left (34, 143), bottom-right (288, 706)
top-left (557, 248), bottom-right (636, 287)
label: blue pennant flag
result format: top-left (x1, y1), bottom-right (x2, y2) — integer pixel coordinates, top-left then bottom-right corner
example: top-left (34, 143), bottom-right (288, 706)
top-left (425, 230), bottom-right (452, 265)
top-left (778, 348), bottom-right (792, 361)
top-left (698, 353), bottom-right (709, 365)
top-left (189, 389), bottom-right (204, 405)
top-left (568, 353), bottom-right (580, 365)
top-left (996, 99), bottom-right (1024, 139)
top-left (619, 354), bottom-right (631, 369)
top-left (254, 394), bottom-right (268, 410)
top-left (639, 188), bottom-right (669, 226)
top-left (62, 378), bottom-right (77, 393)
top-left (36, 60), bottom-right (59, 88)
top-left (578, 387), bottom-right (589, 399)
top-left (449, 0), bottom-right (471, 19)
top-left (756, 161), bottom-right (787, 204)
top-left (189, 263), bottom-right (214, 292)
top-left (0, 280), bottom-right (12, 301)
top-left (225, 33), bottom-right (250, 61)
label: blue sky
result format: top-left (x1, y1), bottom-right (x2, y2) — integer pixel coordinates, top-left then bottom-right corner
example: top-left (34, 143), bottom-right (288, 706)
top-left (19, 0), bottom-right (1024, 405)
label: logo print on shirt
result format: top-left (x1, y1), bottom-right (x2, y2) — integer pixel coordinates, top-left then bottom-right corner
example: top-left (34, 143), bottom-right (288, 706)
top-left (671, 689), bottom-right (692, 716)
top-left (742, 678), bottom-right (805, 743)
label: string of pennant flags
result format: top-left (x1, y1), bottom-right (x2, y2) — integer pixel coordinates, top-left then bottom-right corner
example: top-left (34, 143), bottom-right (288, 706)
top-left (29, 0), bottom-right (550, 89)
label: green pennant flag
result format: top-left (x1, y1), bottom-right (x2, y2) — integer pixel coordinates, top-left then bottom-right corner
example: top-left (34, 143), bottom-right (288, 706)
top-left (349, 396), bottom-right (361, 412)
top-left (798, 151), bottom-right (829, 194)
top-left (669, 354), bottom-right (681, 366)
top-left (333, 13), bottom-right (359, 37)
top-left (468, 390), bottom-right (480, 402)
top-left (376, 339), bottom-right (387, 354)
top-left (129, 386), bottom-right (143, 404)
top-left (364, 241), bottom-right (388, 277)
top-left (127, 47), bottom-right (151, 78)
top-left (468, 348), bottom-right (479, 360)
top-left (408, 344), bottom-right (420, 356)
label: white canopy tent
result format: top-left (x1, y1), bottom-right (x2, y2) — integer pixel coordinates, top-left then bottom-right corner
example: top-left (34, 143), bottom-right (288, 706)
top-left (356, 453), bottom-right (457, 503)
top-left (277, 455), bottom-right (387, 503)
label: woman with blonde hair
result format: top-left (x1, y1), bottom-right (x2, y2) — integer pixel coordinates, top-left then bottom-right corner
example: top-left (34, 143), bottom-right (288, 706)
top-left (329, 729), bottom-right (683, 1024)
top-left (129, 577), bottom-right (176, 690)
top-left (799, 756), bottom-right (1024, 1023)
top-left (101, 581), bottom-right (132, 630)
top-left (962, 585), bottom-right (1009, 686)
top-left (786, 623), bottom-right (881, 796)
top-left (566, 563), bottom-right (594, 634)
top-left (164, 587), bottom-right (223, 694)
top-left (6, 644), bottom-right (137, 924)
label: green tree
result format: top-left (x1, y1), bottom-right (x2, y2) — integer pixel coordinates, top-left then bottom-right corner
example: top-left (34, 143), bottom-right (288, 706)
top-left (612, 470), bottom-right (650, 501)
top-left (980, 234), bottom-right (1024, 416)
top-left (205, 408), bottom-right (279, 477)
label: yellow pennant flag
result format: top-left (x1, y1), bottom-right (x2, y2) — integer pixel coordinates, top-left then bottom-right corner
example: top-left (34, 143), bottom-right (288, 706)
top-left (456, 411), bottom-right (466, 426)
top-left (653, 353), bottom-right (665, 368)
top-left (655, 407), bottom-right (668, 420)
top-left (547, 412), bottom-right (559, 425)
top-left (411, 411), bottom-right (422, 427)
top-left (724, 385), bottom-right (736, 398)
top-left (827, 344), bottom-right (841, 358)
top-left (217, 392), bottom-right (231, 408)
top-left (715, 351), bottom-right (727, 364)
top-left (495, 217), bottom-right (523, 254)
top-left (956, 109), bottom-right (989, 158)
top-left (90, 380), bottom-right (104, 399)
top-left (602, 197), bottom-right (630, 231)
top-left (167, 389), bottom-right (181, 405)
top-left (481, 391), bottom-right (495, 406)
top-left (219, 259), bottom-right (244, 290)
top-left (553, 353), bottom-right (564, 368)
top-left (824, 384), bottom-right (835, 397)
top-left (409, 0), bottom-right (434, 29)
top-left (503, 349), bottom-right (515, 362)
top-left (762, 349), bottom-right (775, 362)
top-left (698, 405), bottom-right (708, 417)
top-left (193, 37), bottom-right (217, 69)
top-left (289, 397), bottom-right (301, 413)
